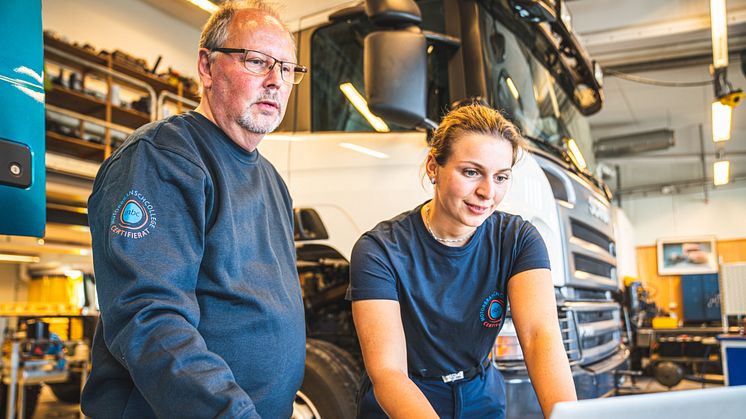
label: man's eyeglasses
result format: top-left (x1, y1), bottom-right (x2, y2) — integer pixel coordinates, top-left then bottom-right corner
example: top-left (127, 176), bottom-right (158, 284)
top-left (211, 48), bottom-right (307, 85)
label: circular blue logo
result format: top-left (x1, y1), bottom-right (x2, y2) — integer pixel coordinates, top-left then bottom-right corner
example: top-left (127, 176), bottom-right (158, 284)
top-left (479, 291), bottom-right (505, 329)
top-left (488, 300), bottom-right (503, 320)
top-left (122, 201), bottom-right (143, 224)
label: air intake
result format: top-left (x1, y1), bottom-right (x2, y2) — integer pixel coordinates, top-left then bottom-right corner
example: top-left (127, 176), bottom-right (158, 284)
top-left (594, 129), bottom-right (674, 158)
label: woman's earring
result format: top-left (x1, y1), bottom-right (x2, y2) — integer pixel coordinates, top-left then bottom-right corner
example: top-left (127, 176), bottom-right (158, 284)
top-left (430, 177), bottom-right (436, 184)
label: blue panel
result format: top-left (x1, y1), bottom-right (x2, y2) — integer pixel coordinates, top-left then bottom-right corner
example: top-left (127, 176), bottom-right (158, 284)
top-left (725, 347), bottom-right (746, 386)
top-left (0, 0), bottom-right (45, 237)
top-left (682, 274), bottom-right (720, 323)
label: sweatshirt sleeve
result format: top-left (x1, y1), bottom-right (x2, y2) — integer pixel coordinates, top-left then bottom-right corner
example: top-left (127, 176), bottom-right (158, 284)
top-left (88, 139), bottom-right (260, 419)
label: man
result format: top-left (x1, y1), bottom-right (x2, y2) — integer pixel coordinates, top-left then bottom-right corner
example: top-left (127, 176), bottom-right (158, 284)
top-left (81, 1), bottom-right (306, 417)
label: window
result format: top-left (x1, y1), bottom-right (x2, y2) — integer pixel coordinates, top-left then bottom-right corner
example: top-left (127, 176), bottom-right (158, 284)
top-left (310, 0), bottom-right (451, 132)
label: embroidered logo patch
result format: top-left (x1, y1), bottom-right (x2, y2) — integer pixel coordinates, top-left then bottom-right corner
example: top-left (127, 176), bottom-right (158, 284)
top-left (479, 291), bottom-right (505, 328)
top-left (110, 190), bottom-right (157, 239)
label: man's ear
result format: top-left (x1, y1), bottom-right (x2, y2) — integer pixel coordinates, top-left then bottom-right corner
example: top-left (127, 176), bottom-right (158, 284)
top-left (197, 48), bottom-right (213, 89)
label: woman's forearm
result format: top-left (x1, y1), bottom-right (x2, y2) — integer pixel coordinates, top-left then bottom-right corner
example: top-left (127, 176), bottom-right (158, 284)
top-left (521, 329), bottom-right (577, 417)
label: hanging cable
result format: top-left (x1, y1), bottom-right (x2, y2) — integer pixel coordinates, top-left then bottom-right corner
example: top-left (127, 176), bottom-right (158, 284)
top-left (605, 69), bottom-right (714, 87)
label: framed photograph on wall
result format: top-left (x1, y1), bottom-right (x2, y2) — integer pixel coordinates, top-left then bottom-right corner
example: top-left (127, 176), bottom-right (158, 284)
top-left (656, 236), bottom-right (718, 276)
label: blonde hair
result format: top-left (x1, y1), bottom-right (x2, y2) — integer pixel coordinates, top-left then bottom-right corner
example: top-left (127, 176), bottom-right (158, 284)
top-left (429, 104), bottom-right (525, 167)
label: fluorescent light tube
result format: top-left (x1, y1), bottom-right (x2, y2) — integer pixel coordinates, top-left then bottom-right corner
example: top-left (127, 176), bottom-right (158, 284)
top-left (506, 77), bottom-right (520, 101)
top-left (188, 0), bottom-right (218, 13)
top-left (566, 138), bottom-right (587, 170)
top-left (711, 0), bottom-right (728, 68)
top-left (712, 100), bottom-right (732, 142)
top-left (339, 83), bottom-right (390, 133)
top-left (0, 254), bottom-right (40, 263)
top-left (714, 160), bottom-right (730, 185)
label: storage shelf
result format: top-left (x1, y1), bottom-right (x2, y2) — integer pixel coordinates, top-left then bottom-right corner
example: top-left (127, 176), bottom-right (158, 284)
top-left (46, 130), bottom-right (106, 161)
top-left (46, 85), bottom-right (149, 129)
top-left (44, 34), bottom-right (199, 101)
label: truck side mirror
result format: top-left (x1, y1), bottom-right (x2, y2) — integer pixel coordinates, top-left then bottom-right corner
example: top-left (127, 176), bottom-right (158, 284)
top-left (363, 0), bottom-right (427, 129)
top-left (364, 30), bottom-right (428, 129)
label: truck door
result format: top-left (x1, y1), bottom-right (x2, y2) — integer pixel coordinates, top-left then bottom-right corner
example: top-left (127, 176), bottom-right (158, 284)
top-left (0, 0), bottom-right (45, 237)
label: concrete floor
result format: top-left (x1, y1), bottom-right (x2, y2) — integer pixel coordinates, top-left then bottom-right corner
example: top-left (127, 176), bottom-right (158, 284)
top-left (28, 375), bottom-right (725, 419)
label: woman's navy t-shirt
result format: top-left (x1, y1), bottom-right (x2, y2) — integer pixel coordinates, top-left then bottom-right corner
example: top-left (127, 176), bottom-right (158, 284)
top-left (348, 202), bottom-right (550, 377)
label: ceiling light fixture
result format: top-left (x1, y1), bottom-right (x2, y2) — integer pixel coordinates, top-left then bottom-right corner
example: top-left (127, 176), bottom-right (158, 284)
top-left (710, 0), bottom-right (728, 68)
top-left (713, 160), bottom-right (730, 186)
top-left (0, 253), bottom-right (40, 263)
top-left (712, 101), bottom-right (733, 142)
top-left (339, 82), bottom-right (390, 133)
top-left (187, 0), bottom-right (218, 13)
top-left (709, 0), bottom-right (742, 146)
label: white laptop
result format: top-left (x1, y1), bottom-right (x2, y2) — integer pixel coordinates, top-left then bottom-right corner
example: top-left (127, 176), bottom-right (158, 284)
top-left (550, 386), bottom-right (746, 419)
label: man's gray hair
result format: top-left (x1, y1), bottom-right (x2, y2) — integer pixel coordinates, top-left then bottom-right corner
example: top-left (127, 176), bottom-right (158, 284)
top-left (199, 0), bottom-right (290, 62)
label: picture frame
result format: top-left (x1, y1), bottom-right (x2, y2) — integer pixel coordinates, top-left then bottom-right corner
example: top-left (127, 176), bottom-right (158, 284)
top-left (656, 236), bottom-right (718, 276)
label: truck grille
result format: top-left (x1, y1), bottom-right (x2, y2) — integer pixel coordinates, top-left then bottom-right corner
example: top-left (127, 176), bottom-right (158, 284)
top-left (571, 219), bottom-right (614, 255)
top-left (559, 309), bottom-right (581, 363)
top-left (566, 303), bottom-right (622, 365)
top-left (574, 254), bottom-right (615, 278)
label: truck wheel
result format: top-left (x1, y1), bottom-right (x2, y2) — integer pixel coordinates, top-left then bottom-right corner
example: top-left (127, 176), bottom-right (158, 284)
top-left (48, 372), bottom-right (82, 403)
top-left (293, 339), bottom-right (361, 419)
top-left (0, 383), bottom-right (41, 418)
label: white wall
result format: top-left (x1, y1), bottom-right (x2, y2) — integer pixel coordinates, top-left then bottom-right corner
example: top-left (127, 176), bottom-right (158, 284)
top-left (43, 0), bottom-right (201, 78)
top-left (620, 183), bottom-right (746, 246)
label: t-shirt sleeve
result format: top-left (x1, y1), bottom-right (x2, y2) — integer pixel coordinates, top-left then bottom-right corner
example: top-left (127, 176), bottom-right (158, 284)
top-left (348, 234), bottom-right (399, 301)
top-left (88, 139), bottom-right (259, 418)
top-left (509, 221), bottom-right (551, 278)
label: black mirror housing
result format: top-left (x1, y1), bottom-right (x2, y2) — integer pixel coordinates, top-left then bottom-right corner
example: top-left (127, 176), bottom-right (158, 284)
top-left (364, 30), bottom-right (428, 129)
top-left (365, 0), bottom-right (421, 27)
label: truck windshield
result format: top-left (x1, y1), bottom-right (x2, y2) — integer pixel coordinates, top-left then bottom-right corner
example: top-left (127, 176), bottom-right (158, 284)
top-left (311, 0), bottom-right (451, 132)
top-left (478, 1), bottom-right (596, 173)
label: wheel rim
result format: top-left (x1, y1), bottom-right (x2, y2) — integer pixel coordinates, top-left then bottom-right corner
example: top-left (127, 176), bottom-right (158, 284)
top-left (291, 390), bottom-right (322, 419)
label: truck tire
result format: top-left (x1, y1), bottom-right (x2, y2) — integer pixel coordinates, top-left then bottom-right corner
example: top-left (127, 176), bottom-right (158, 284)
top-left (0, 383), bottom-right (41, 418)
top-left (293, 339), bottom-right (361, 419)
top-left (48, 372), bottom-right (82, 403)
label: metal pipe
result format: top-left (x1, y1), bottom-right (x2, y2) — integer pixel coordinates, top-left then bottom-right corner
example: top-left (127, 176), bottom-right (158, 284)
top-left (156, 91), bottom-right (199, 119)
top-left (46, 104), bottom-right (134, 134)
top-left (7, 341), bottom-right (19, 419)
top-left (698, 124), bottom-right (709, 203)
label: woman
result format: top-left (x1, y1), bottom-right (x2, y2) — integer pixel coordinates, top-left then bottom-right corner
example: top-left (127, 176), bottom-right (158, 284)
top-left (349, 104), bottom-right (576, 418)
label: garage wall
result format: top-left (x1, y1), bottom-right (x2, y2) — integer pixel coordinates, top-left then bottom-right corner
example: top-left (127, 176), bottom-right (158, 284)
top-left (636, 238), bottom-right (746, 320)
top-left (43, 0), bottom-right (201, 78)
top-left (619, 183), bottom-right (746, 246)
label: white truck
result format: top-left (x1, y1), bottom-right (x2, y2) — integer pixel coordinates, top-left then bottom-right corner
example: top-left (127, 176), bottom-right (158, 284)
top-left (259, 1), bottom-right (630, 418)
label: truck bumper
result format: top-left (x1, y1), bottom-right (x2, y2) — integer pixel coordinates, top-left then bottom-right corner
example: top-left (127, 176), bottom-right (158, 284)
top-left (500, 347), bottom-right (630, 419)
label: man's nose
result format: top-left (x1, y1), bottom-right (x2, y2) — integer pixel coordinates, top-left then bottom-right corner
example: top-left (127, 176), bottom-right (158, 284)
top-left (264, 63), bottom-right (284, 87)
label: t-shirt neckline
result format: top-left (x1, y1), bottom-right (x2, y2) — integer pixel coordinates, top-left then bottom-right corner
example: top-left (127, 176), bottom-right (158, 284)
top-left (413, 201), bottom-right (486, 256)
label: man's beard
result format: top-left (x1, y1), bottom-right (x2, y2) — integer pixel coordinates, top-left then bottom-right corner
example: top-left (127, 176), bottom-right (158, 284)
top-left (238, 91), bottom-right (283, 134)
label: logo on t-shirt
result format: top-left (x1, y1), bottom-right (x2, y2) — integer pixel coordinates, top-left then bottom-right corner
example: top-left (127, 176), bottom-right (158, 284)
top-left (110, 190), bottom-right (157, 239)
top-left (479, 291), bottom-right (505, 328)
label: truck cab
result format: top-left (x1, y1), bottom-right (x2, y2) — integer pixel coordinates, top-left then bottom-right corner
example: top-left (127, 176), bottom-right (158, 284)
top-left (260, 0), bottom-right (630, 417)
